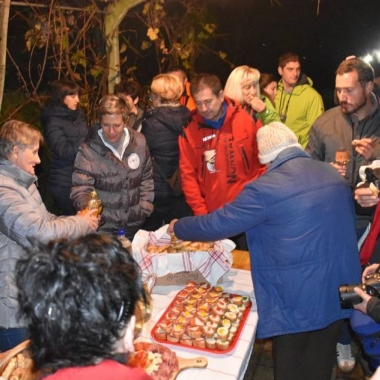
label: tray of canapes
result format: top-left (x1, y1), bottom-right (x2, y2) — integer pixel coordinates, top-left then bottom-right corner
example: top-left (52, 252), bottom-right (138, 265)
top-left (151, 281), bottom-right (252, 354)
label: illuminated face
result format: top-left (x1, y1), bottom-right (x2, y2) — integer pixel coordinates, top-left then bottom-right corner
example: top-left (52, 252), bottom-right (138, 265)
top-left (335, 71), bottom-right (370, 115)
top-left (11, 142), bottom-right (41, 175)
top-left (63, 93), bottom-right (79, 110)
top-left (241, 81), bottom-right (259, 104)
top-left (263, 81), bottom-right (278, 102)
top-left (194, 88), bottom-right (224, 121)
top-left (101, 114), bottom-right (125, 143)
top-left (279, 61), bottom-right (301, 89)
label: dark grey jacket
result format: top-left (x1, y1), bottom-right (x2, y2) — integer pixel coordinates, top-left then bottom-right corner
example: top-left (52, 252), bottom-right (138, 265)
top-left (141, 105), bottom-right (189, 199)
top-left (41, 105), bottom-right (88, 187)
top-left (71, 125), bottom-right (154, 237)
top-left (306, 94), bottom-right (380, 187)
top-left (0, 158), bottom-right (92, 328)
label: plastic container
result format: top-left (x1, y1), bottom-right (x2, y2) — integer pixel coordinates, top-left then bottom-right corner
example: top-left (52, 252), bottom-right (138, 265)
top-left (117, 229), bottom-right (132, 253)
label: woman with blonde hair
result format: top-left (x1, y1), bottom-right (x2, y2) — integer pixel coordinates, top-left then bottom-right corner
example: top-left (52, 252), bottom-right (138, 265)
top-left (0, 120), bottom-right (98, 351)
top-left (224, 65), bottom-right (278, 124)
top-left (141, 73), bottom-right (192, 231)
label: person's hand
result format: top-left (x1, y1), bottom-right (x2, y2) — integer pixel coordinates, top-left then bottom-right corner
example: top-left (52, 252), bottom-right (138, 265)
top-left (330, 162), bottom-right (347, 177)
top-left (362, 263), bottom-right (380, 283)
top-left (353, 286), bottom-right (371, 314)
top-left (352, 138), bottom-right (378, 161)
top-left (77, 208), bottom-right (99, 231)
top-left (167, 219), bottom-right (178, 233)
top-left (354, 187), bottom-right (379, 208)
top-left (249, 97), bottom-right (266, 113)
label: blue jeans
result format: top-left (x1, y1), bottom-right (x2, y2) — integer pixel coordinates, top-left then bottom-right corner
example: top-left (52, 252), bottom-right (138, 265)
top-left (0, 328), bottom-right (28, 352)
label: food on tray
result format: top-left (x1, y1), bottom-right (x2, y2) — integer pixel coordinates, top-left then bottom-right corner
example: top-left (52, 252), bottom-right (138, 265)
top-left (128, 342), bottom-right (179, 380)
top-left (0, 351), bottom-right (34, 380)
top-left (152, 282), bottom-right (251, 353)
top-left (146, 232), bottom-right (214, 254)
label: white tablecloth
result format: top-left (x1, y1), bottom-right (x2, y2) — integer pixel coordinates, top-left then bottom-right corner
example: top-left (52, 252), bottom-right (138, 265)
top-left (136, 268), bottom-right (258, 380)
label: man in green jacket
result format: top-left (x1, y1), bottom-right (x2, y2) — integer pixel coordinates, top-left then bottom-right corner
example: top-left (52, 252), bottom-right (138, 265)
top-left (275, 52), bottom-right (324, 148)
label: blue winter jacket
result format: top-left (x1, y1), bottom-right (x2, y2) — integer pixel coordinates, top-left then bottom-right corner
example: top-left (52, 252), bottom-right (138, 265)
top-left (174, 147), bottom-right (361, 339)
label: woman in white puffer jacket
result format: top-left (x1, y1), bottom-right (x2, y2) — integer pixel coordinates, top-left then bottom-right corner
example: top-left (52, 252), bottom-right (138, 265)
top-left (0, 120), bottom-right (98, 351)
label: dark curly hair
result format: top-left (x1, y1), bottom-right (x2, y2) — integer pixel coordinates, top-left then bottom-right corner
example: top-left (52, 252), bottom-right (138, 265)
top-left (16, 233), bottom-right (146, 371)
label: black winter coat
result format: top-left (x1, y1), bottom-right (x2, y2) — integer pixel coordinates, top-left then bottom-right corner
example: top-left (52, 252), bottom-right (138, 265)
top-left (141, 105), bottom-right (190, 199)
top-left (41, 105), bottom-right (88, 187)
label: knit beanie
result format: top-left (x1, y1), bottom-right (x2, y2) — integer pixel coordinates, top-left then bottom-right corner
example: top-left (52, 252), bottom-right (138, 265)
top-left (257, 122), bottom-right (302, 164)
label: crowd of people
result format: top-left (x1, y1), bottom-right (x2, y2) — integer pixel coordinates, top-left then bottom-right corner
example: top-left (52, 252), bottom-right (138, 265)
top-left (1, 52), bottom-right (380, 379)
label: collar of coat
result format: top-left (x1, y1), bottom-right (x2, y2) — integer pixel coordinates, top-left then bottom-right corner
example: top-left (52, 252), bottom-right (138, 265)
top-left (85, 124), bottom-right (138, 158)
top-left (187, 97), bottom-right (240, 130)
top-left (266, 147), bottom-right (310, 172)
top-left (0, 158), bottom-right (37, 188)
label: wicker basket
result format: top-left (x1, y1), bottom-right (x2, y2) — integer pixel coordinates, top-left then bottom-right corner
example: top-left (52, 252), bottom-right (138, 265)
top-left (0, 340), bottom-right (37, 379)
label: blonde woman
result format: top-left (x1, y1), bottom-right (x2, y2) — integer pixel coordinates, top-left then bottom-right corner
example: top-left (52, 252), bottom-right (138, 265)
top-left (224, 65), bottom-right (278, 124)
top-left (141, 74), bottom-right (192, 231)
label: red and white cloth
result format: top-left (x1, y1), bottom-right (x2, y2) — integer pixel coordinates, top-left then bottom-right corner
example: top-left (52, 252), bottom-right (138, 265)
top-left (132, 225), bottom-right (235, 285)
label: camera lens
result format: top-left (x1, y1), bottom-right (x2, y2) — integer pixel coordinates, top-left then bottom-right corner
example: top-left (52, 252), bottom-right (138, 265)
top-left (339, 284), bottom-right (363, 309)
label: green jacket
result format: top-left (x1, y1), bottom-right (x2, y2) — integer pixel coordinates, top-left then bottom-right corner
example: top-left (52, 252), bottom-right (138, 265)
top-left (257, 96), bottom-right (280, 125)
top-left (275, 75), bottom-right (324, 148)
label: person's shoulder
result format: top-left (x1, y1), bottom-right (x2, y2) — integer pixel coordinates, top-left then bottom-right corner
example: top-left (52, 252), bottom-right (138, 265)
top-left (130, 127), bottom-right (148, 145)
top-left (182, 109), bottom-right (199, 129)
top-left (313, 106), bottom-right (343, 127)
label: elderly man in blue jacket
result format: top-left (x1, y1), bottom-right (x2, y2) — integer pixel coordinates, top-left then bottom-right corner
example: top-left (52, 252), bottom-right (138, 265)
top-left (169, 122), bottom-right (361, 380)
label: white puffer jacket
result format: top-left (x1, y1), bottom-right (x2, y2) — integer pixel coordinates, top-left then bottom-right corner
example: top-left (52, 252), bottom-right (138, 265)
top-left (0, 158), bottom-right (92, 328)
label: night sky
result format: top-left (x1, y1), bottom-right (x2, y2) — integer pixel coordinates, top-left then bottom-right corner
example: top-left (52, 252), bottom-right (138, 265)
top-left (204, 0), bottom-right (380, 109)
top-left (5, 0), bottom-right (380, 110)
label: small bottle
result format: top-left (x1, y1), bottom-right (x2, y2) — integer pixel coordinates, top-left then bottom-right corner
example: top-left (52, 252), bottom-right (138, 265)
top-left (117, 229), bottom-right (132, 254)
top-left (86, 190), bottom-right (103, 217)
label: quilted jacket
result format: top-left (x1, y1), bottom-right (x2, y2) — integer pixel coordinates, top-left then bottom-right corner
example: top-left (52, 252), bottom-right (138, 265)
top-left (0, 158), bottom-right (92, 328)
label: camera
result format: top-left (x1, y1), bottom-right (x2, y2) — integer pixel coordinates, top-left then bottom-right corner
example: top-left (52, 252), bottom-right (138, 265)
top-left (339, 273), bottom-right (380, 309)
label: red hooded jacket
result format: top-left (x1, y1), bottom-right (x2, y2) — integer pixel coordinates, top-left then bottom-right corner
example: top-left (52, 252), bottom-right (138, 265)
top-left (179, 98), bottom-right (265, 215)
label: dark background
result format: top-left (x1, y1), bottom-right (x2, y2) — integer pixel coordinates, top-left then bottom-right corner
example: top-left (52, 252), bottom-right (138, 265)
top-left (205, 0), bottom-right (380, 109)
top-left (5, 0), bottom-right (380, 110)
top-left (126, 0), bottom-right (380, 110)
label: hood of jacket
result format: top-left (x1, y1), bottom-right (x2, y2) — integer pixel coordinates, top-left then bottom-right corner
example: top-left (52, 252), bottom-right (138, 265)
top-left (41, 105), bottom-right (84, 123)
top-left (267, 146), bottom-right (310, 172)
top-left (278, 73), bottom-right (314, 96)
top-left (190, 97), bottom-right (240, 130)
top-left (84, 123), bottom-right (140, 159)
top-left (150, 105), bottom-right (190, 133)
top-left (0, 158), bottom-right (37, 188)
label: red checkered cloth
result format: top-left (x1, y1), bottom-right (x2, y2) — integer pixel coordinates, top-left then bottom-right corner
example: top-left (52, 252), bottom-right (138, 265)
top-left (132, 227), bottom-right (234, 285)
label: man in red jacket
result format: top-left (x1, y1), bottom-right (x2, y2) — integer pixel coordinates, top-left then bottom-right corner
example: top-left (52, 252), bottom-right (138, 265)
top-left (179, 73), bottom-right (265, 217)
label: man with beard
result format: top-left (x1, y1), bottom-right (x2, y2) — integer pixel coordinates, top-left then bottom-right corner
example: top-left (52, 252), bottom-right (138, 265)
top-left (307, 57), bottom-right (380, 188)
top-left (306, 56), bottom-right (380, 375)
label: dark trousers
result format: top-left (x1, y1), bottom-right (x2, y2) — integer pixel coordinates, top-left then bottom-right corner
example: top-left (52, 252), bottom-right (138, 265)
top-left (272, 320), bottom-right (343, 380)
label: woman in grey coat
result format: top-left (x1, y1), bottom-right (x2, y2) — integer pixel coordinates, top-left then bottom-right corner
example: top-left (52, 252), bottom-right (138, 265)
top-left (0, 120), bottom-right (98, 351)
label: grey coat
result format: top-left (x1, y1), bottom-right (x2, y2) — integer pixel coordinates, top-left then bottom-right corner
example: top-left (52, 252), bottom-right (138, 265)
top-left (0, 158), bottom-right (92, 328)
top-left (71, 124), bottom-right (154, 238)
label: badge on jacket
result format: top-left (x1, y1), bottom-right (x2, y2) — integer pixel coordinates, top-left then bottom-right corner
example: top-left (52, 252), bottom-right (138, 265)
top-left (128, 153), bottom-right (140, 170)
